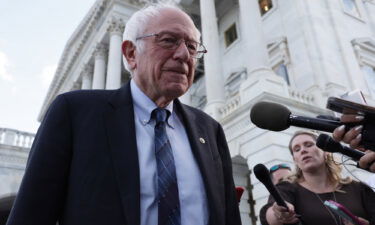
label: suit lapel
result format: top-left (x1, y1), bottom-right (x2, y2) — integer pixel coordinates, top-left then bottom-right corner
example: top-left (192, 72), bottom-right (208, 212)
top-left (175, 101), bottom-right (222, 224)
top-left (105, 82), bottom-right (140, 225)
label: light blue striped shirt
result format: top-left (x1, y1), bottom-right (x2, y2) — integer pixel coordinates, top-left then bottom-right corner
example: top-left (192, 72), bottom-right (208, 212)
top-left (130, 80), bottom-right (209, 225)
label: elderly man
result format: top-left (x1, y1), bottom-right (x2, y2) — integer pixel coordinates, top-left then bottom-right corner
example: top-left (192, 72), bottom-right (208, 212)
top-left (6, 3), bottom-right (241, 225)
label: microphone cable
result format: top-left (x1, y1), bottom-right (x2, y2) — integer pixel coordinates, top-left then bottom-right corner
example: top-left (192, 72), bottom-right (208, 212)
top-left (339, 154), bottom-right (375, 191)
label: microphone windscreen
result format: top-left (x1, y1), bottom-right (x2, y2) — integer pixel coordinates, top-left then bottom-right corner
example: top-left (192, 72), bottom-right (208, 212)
top-left (316, 134), bottom-right (338, 153)
top-left (254, 163), bottom-right (289, 208)
top-left (254, 163), bottom-right (273, 186)
top-left (250, 102), bottom-right (291, 131)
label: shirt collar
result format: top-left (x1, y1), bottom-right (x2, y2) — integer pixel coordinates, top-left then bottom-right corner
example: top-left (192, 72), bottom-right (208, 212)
top-left (130, 80), bottom-right (174, 127)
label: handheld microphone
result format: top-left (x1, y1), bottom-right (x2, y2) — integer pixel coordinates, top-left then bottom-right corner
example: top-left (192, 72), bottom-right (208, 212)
top-left (254, 164), bottom-right (302, 225)
top-left (253, 163), bottom-right (287, 208)
top-left (316, 133), bottom-right (364, 161)
top-left (250, 102), bottom-right (356, 132)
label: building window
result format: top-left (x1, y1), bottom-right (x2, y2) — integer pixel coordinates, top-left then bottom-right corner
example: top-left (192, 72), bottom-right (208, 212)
top-left (352, 38), bottom-right (375, 98)
top-left (362, 65), bottom-right (375, 97)
top-left (342, 0), bottom-right (360, 17)
top-left (224, 23), bottom-right (238, 47)
top-left (259, 0), bottom-right (273, 16)
top-left (274, 63), bottom-right (290, 85)
top-left (267, 37), bottom-right (291, 85)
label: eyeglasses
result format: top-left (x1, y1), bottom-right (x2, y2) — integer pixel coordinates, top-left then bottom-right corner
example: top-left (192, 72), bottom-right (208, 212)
top-left (136, 32), bottom-right (207, 59)
top-left (269, 163), bottom-right (291, 173)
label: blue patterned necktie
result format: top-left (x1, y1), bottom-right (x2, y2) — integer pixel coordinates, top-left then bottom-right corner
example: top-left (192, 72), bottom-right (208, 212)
top-left (153, 108), bottom-right (181, 225)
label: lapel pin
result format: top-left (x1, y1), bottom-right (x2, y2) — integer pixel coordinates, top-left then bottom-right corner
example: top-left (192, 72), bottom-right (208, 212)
top-left (199, 137), bottom-right (205, 144)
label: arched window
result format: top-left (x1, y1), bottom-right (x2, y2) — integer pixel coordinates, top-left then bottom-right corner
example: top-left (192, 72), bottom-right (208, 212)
top-left (258, 0), bottom-right (273, 16)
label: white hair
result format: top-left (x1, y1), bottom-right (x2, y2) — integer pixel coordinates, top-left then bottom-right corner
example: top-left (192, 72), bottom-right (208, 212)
top-left (122, 2), bottom-right (201, 73)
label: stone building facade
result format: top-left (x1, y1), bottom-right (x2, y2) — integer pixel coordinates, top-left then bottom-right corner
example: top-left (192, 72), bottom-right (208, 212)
top-left (37, 0), bottom-right (375, 224)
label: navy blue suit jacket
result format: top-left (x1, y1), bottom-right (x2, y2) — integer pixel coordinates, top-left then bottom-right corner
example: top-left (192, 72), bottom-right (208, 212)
top-left (6, 82), bottom-right (241, 225)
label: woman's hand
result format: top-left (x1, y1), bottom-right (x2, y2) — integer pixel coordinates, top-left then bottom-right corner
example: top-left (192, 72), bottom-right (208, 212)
top-left (332, 114), bottom-right (375, 172)
top-left (266, 201), bottom-right (299, 225)
top-left (358, 151), bottom-right (375, 172)
top-left (332, 114), bottom-right (364, 150)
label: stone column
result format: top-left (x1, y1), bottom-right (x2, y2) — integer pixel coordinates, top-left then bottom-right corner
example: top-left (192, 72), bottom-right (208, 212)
top-left (106, 17), bottom-right (125, 90)
top-left (200, 0), bottom-right (225, 119)
top-left (237, 1), bottom-right (289, 221)
top-left (238, 0), bottom-right (287, 102)
top-left (92, 43), bottom-right (107, 89)
top-left (81, 63), bottom-right (93, 90)
top-left (238, 0), bottom-right (272, 73)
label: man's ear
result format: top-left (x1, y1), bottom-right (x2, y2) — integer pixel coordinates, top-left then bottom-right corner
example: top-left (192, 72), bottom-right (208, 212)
top-left (122, 40), bottom-right (137, 70)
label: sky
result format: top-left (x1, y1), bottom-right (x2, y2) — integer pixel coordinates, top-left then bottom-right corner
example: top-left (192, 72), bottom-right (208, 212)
top-left (0, 0), bottom-right (96, 133)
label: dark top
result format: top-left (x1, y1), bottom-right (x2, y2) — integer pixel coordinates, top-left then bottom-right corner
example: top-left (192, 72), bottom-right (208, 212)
top-left (259, 181), bottom-right (375, 225)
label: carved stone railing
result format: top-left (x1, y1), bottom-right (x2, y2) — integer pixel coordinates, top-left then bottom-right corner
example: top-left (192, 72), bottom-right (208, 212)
top-left (219, 95), bottom-right (241, 118)
top-left (288, 88), bottom-right (315, 104)
top-left (0, 128), bottom-right (35, 148)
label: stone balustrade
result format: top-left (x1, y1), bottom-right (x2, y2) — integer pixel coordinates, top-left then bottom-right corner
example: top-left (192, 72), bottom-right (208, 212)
top-left (0, 128), bottom-right (35, 148)
top-left (219, 95), bottom-right (241, 118)
top-left (288, 88), bottom-right (315, 104)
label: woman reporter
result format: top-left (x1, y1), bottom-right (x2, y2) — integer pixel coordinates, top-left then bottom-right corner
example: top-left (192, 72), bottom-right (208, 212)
top-left (259, 130), bottom-right (375, 225)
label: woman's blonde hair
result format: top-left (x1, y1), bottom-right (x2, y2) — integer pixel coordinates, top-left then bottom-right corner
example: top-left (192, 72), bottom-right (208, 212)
top-left (286, 130), bottom-right (351, 188)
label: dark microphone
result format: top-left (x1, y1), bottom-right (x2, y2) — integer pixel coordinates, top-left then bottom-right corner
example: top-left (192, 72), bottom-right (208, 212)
top-left (253, 163), bottom-right (287, 208)
top-left (250, 101), bottom-right (352, 132)
top-left (316, 133), bottom-right (364, 161)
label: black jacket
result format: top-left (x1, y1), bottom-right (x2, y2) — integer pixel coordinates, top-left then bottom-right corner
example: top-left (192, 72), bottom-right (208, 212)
top-left (7, 82), bottom-right (241, 225)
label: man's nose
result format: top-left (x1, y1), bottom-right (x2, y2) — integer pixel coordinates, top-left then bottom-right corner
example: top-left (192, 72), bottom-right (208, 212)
top-left (172, 41), bottom-right (190, 61)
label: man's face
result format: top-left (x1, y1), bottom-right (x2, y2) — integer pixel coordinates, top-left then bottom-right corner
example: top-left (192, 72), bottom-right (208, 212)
top-left (271, 168), bottom-right (291, 185)
top-left (130, 8), bottom-right (198, 104)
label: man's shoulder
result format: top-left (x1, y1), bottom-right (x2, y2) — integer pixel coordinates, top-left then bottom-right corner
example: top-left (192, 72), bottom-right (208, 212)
top-left (45, 89), bottom-right (123, 116)
top-left (57, 89), bottom-right (118, 106)
top-left (179, 103), bottom-right (219, 125)
top-left (61, 89), bottom-right (114, 99)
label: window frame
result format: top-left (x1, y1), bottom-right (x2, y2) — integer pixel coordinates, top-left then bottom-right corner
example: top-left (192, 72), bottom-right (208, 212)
top-left (267, 37), bottom-right (292, 86)
top-left (340, 0), bottom-right (365, 21)
top-left (352, 38), bottom-right (375, 99)
top-left (224, 23), bottom-right (239, 48)
top-left (258, 0), bottom-right (274, 17)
